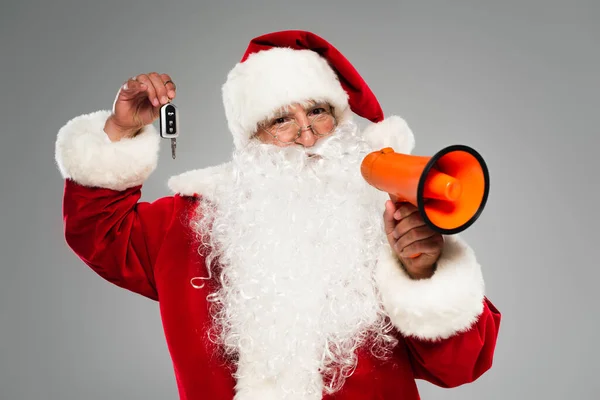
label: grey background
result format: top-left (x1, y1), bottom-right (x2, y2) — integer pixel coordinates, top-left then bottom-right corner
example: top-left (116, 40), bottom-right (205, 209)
top-left (1, 0), bottom-right (598, 399)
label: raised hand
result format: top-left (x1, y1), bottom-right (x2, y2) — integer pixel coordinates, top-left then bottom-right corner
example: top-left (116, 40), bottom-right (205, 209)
top-left (104, 72), bottom-right (177, 142)
top-left (383, 200), bottom-right (443, 279)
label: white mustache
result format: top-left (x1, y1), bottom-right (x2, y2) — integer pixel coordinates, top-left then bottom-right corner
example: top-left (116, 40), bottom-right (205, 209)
top-left (305, 121), bottom-right (360, 158)
top-left (306, 135), bottom-right (337, 157)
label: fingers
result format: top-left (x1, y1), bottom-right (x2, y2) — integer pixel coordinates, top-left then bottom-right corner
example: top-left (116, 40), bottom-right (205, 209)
top-left (134, 74), bottom-right (160, 107)
top-left (393, 202), bottom-right (419, 221)
top-left (384, 200), bottom-right (424, 240)
top-left (392, 211), bottom-right (426, 240)
top-left (395, 225), bottom-right (437, 251)
top-left (160, 73), bottom-right (176, 99)
top-left (132, 72), bottom-right (175, 107)
top-left (121, 78), bottom-right (147, 97)
top-left (398, 234), bottom-right (444, 259)
top-left (122, 77), bottom-right (146, 91)
top-left (148, 72), bottom-right (170, 105)
top-left (384, 200), bottom-right (439, 256)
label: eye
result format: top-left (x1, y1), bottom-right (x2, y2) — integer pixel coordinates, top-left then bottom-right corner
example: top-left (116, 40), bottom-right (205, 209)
top-left (269, 116), bottom-right (291, 128)
top-left (308, 107), bottom-right (327, 116)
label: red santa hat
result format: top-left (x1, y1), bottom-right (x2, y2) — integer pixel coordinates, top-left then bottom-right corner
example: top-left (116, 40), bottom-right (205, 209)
top-left (222, 30), bottom-right (387, 149)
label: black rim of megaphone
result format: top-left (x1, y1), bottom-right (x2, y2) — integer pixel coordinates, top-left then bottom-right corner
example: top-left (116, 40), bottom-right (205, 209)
top-left (417, 144), bottom-right (490, 235)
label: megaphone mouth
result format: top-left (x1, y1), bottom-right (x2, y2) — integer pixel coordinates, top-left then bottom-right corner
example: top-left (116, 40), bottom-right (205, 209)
top-left (418, 145), bottom-right (490, 235)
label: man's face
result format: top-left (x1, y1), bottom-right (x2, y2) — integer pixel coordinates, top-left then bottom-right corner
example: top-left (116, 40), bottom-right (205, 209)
top-left (254, 101), bottom-right (335, 148)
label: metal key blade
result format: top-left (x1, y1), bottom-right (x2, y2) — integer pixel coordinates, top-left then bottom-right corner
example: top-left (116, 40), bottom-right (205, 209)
top-left (171, 138), bottom-right (177, 159)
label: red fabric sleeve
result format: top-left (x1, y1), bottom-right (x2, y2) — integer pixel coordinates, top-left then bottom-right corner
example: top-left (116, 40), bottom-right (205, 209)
top-left (402, 297), bottom-right (501, 388)
top-left (61, 179), bottom-right (176, 301)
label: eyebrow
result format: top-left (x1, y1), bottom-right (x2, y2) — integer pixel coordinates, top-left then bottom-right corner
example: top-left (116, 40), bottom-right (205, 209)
top-left (274, 101), bottom-right (328, 117)
top-left (264, 102), bottom-right (331, 127)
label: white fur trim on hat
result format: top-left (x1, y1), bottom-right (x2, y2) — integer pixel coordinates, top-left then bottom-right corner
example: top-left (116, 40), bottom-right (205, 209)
top-left (375, 235), bottom-right (486, 341)
top-left (222, 47), bottom-right (350, 149)
top-left (361, 115), bottom-right (416, 155)
top-left (55, 110), bottom-right (160, 191)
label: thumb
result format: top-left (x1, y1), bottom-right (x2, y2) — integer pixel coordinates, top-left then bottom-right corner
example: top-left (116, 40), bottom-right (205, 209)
top-left (383, 200), bottom-right (398, 236)
top-left (120, 79), bottom-right (146, 99)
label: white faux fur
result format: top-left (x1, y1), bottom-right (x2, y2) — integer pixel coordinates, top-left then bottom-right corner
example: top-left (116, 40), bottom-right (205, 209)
top-left (168, 116), bottom-right (414, 197)
top-left (55, 110), bottom-right (160, 191)
top-left (375, 235), bottom-right (485, 341)
top-left (167, 161), bottom-right (232, 201)
top-left (361, 115), bottom-right (416, 155)
top-left (233, 360), bottom-right (323, 400)
top-left (222, 47), bottom-right (351, 150)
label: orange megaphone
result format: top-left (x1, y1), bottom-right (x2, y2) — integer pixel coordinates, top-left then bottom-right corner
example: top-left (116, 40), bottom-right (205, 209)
top-left (361, 145), bottom-right (490, 235)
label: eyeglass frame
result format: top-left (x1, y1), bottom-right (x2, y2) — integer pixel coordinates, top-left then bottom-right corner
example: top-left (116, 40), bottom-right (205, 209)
top-left (255, 106), bottom-right (338, 145)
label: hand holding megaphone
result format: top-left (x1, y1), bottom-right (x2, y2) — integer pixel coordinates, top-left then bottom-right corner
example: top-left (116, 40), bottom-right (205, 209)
top-left (363, 145), bottom-right (490, 266)
top-left (383, 198), bottom-right (445, 278)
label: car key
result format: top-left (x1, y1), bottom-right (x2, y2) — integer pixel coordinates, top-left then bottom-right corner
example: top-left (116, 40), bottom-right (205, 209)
top-left (160, 103), bottom-right (179, 159)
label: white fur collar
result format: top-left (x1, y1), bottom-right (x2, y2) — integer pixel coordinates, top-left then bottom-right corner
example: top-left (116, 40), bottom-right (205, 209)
top-left (168, 115), bottom-right (415, 198)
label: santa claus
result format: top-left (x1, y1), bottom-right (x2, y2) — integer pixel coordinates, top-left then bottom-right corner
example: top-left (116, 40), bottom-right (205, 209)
top-left (54, 30), bottom-right (501, 400)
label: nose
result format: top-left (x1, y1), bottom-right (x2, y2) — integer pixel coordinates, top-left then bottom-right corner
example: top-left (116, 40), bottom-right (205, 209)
top-left (295, 125), bottom-right (318, 147)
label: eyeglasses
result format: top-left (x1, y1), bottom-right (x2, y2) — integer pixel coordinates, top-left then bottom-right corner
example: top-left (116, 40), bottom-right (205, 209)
top-left (259, 107), bottom-right (337, 145)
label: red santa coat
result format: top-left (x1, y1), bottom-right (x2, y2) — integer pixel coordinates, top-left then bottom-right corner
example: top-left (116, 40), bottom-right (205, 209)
top-left (55, 110), bottom-right (501, 400)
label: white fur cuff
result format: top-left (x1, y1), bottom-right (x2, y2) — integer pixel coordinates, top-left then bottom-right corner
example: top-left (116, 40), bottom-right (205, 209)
top-left (55, 110), bottom-right (160, 191)
top-left (375, 235), bottom-right (485, 341)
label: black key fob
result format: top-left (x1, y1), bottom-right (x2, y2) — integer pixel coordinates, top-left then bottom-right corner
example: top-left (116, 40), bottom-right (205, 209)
top-left (160, 103), bottom-right (179, 138)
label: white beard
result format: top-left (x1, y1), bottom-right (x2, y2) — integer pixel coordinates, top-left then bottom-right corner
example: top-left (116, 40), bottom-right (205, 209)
top-left (193, 121), bottom-right (397, 399)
